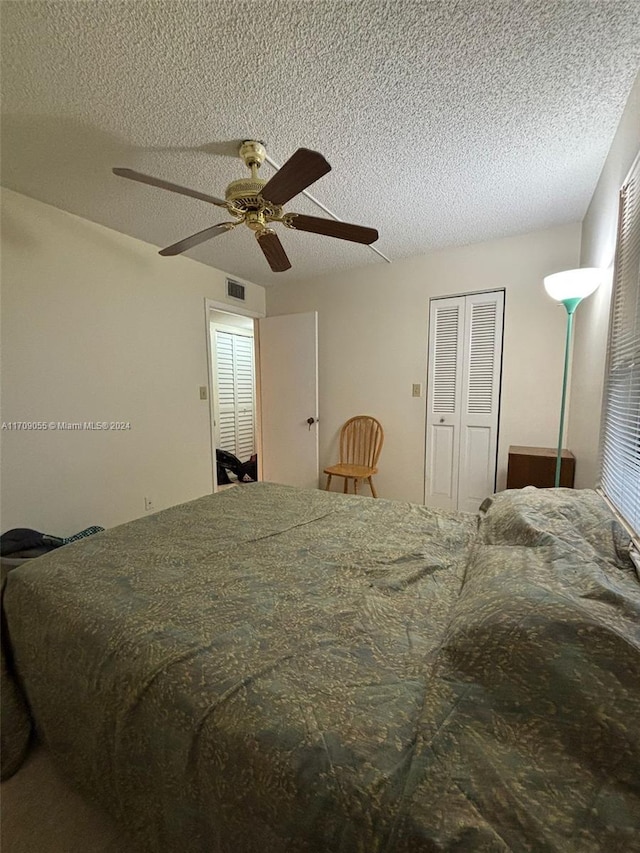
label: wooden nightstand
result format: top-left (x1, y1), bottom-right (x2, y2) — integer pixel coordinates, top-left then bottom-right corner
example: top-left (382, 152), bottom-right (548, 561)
top-left (507, 446), bottom-right (575, 489)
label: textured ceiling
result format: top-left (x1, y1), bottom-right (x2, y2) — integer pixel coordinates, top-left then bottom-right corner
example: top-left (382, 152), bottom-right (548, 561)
top-left (1, 1), bottom-right (639, 287)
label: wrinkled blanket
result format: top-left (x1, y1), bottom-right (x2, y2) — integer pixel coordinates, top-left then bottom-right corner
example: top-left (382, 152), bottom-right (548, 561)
top-left (2, 484), bottom-right (639, 851)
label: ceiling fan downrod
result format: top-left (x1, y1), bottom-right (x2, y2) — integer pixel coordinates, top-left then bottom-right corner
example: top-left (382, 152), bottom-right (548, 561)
top-left (239, 139), bottom-right (266, 180)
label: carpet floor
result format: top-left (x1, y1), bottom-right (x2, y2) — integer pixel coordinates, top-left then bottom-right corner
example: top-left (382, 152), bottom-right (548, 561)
top-left (1, 744), bottom-right (140, 852)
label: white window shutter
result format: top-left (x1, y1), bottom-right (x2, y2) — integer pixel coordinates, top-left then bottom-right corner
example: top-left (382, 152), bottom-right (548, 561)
top-left (234, 335), bottom-right (256, 460)
top-left (215, 331), bottom-right (237, 454)
top-left (213, 329), bottom-right (256, 460)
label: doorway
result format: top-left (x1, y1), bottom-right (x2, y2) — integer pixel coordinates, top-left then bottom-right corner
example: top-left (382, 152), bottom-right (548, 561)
top-left (205, 299), bottom-right (263, 493)
top-left (204, 300), bottom-right (320, 493)
top-left (210, 311), bottom-right (257, 488)
top-left (424, 289), bottom-right (505, 512)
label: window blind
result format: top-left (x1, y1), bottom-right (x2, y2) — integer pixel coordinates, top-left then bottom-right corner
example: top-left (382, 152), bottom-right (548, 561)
top-left (599, 150), bottom-right (640, 539)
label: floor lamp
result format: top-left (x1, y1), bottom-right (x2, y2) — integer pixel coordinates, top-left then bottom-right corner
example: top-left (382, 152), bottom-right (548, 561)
top-left (543, 268), bottom-right (602, 487)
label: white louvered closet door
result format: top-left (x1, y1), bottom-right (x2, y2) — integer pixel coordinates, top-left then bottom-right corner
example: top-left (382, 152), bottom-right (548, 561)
top-left (213, 329), bottom-right (256, 460)
top-left (425, 297), bottom-right (465, 509)
top-left (458, 291), bottom-right (504, 512)
top-left (425, 291), bottom-right (504, 511)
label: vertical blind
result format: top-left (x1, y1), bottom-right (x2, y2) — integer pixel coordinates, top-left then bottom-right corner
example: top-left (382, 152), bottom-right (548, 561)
top-left (599, 150), bottom-right (640, 538)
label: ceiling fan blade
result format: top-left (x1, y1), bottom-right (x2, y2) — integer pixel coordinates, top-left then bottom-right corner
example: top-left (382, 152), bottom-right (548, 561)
top-left (256, 230), bottom-right (292, 272)
top-left (285, 213), bottom-right (378, 245)
top-left (260, 148), bottom-right (331, 206)
top-left (159, 222), bottom-right (236, 256)
top-left (113, 168), bottom-right (228, 207)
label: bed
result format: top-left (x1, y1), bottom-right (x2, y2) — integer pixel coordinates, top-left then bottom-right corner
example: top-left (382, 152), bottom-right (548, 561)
top-left (2, 483), bottom-right (639, 851)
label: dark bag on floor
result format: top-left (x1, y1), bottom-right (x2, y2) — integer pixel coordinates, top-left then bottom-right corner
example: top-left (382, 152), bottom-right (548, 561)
top-left (216, 449), bottom-right (239, 484)
top-left (216, 450), bottom-right (258, 484)
top-left (1, 526), bottom-right (104, 560)
top-left (239, 454), bottom-right (258, 482)
top-left (0, 528), bottom-right (63, 558)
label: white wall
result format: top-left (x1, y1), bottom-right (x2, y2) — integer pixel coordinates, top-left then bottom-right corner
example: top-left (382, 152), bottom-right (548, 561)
top-left (0, 189), bottom-right (265, 534)
top-left (568, 72), bottom-right (640, 489)
top-left (266, 223), bottom-right (581, 504)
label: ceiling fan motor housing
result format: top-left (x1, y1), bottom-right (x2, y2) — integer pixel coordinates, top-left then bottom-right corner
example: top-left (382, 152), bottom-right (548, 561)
top-left (225, 176), bottom-right (282, 219)
top-left (225, 176), bottom-right (267, 209)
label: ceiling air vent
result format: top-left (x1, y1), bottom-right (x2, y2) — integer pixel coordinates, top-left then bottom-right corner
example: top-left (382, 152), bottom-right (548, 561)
top-left (226, 279), bottom-right (246, 301)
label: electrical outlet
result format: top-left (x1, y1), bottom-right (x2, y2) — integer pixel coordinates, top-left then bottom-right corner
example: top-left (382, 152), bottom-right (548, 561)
top-left (199, 386), bottom-right (208, 400)
top-left (144, 497), bottom-right (154, 512)
top-left (412, 383), bottom-right (422, 397)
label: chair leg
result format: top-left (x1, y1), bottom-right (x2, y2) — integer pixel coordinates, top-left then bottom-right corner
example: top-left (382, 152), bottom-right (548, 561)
top-left (325, 474), bottom-right (332, 491)
top-left (368, 477), bottom-right (378, 498)
top-left (354, 479), bottom-right (359, 495)
top-left (343, 477), bottom-right (349, 494)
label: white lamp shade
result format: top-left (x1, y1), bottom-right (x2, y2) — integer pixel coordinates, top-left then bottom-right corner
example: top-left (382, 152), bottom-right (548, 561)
top-left (543, 268), bottom-right (602, 302)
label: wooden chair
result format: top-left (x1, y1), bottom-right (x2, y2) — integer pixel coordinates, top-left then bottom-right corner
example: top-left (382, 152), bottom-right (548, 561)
top-left (324, 415), bottom-right (384, 497)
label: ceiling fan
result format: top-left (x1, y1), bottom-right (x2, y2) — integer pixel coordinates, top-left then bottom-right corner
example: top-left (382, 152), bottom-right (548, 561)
top-left (113, 141), bottom-right (379, 272)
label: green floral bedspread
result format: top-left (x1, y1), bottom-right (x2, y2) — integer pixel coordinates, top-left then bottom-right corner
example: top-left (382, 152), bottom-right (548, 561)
top-left (2, 484), bottom-right (639, 851)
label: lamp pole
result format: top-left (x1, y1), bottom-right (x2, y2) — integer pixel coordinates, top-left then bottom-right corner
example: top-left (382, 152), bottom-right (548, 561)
top-left (554, 297), bottom-right (582, 488)
top-left (544, 268), bottom-right (602, 488)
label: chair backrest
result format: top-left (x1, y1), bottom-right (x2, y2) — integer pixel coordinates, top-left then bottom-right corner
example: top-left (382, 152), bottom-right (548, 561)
top-left (339, 416), bottom-right (384, 468)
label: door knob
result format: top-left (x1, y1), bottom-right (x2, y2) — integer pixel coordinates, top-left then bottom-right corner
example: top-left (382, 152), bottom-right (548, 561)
top-left (307, 417), bottom-right (317, 430)
top-left (439, 417), bottom-right (445, 423)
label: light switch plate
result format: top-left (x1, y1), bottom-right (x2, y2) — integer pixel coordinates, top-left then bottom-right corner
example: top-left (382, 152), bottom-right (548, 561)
top-left (199, 386), bottom-right (208, 400)
top-left (412, 383), bottom-right (422, 397)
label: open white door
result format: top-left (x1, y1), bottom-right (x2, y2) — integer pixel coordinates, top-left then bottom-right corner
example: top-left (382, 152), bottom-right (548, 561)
top-left (258, 311), bottom-right (319, 489)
